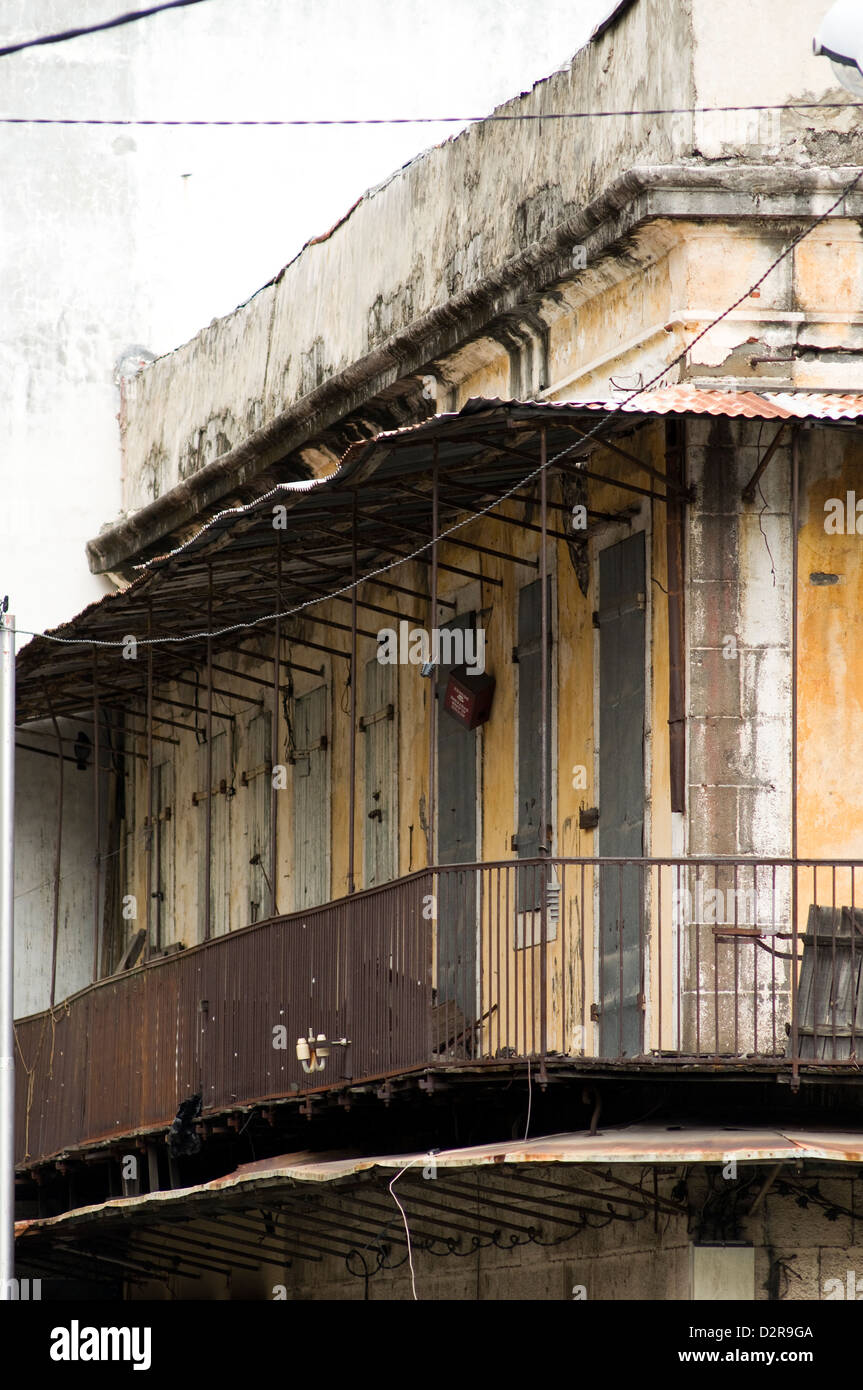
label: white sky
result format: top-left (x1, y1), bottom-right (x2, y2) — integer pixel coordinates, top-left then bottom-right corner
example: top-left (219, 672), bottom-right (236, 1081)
top-left (1, 0), bottom-right (616, 352)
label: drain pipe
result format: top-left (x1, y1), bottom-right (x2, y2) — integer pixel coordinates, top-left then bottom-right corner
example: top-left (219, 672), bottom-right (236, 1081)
top-left (0, 609), bottom-right (16, 1295)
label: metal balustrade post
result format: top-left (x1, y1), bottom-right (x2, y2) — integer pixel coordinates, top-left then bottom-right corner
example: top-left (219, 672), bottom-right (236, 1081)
top-left (539, 429), bottom-right (548, 1066)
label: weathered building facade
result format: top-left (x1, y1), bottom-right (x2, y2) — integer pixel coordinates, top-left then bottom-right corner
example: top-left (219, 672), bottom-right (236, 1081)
top-left (12, 0), bottom-right (863, 1299)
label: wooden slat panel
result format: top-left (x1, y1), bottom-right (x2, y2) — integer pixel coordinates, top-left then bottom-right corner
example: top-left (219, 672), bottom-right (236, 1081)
top-left (797, 906), bottom-right (863, 1060)
top-left (247, 711), bottom-right (272, 922)
top-left (516, 578), bottom-right (552, 913)
top-left (363, 658), bottom-right (396, 887)
top-left (292, 687), bottom-right (330, 909)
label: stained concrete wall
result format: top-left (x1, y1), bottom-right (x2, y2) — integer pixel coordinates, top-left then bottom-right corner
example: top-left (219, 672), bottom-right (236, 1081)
top-left (688, 418), bottom-right (794, 863)
top-left (13, 721), bottom-right (106, 1017)
top-left (684, 417), bottom-right (794, 1052)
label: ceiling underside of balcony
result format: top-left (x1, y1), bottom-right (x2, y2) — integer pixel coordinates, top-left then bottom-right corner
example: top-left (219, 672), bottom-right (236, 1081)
top-left (15, 391), bottom-right (863, 726)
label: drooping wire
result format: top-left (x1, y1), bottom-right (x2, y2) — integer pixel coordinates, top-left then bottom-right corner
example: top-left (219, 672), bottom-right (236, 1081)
top-left (0, 0), bottom-right (213, 60)
top-left (388, 1156), bottom-right (424, 1301)
top-left (4, 101), bottom-right (863, 126)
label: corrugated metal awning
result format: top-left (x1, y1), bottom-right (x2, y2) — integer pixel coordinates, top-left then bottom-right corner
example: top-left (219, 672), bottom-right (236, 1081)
top-left (16, 390), bottom-right (860, 723)
top-left (15, 1124), bottom-right (863, 1239)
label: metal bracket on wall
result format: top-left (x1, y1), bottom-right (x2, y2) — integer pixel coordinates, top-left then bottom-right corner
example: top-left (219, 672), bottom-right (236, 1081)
top-left (240, 761), bottom-right (273, 785)
top-left (286, 735), bottom-right (328, 764)
top-left (741, 422), bottom-right (787, 502)
top-left (358, 704), bottom-right (394, 732)
top-left (192, 779), bottom-right (232, 805)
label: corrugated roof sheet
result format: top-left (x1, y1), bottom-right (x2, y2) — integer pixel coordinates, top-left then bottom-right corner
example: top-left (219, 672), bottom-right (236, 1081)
top-left (15, 1125), bottom-right (863, 1238)
top-left (17, 388), bottom-right (863, 718)
top-left (563, 385), bottom-right (863, 420)
top-left (330, 388), bottom-right (863, 466)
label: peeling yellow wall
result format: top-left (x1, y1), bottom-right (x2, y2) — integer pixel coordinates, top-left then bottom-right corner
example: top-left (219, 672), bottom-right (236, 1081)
top-left (798, 431), bottom-right (863, 881)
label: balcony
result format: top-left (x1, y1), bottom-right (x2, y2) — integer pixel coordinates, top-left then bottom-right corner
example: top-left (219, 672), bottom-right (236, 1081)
top-left (15, 858), bottom-right (863, 1167)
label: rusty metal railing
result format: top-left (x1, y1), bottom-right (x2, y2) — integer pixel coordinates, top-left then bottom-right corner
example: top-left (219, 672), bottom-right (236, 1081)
top-left (14, 871), bottom-right (433, 1166)
top-left (15, 857), bottom-right (863, 1166)
top-left (431, 857), bottom-right (863, 1078)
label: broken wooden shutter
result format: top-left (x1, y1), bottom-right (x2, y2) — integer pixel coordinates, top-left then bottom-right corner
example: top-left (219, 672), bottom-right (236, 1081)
top-left (797, 905), bottom-right (863, 1059)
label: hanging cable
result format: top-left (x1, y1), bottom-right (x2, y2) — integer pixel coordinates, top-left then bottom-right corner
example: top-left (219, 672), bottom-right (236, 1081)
top-left (4, 100), bottom-right (863, 125)
top-left (388, 1156), bottom-right (424, 1301)
top-left (0, 0), bottom-right (213, 60)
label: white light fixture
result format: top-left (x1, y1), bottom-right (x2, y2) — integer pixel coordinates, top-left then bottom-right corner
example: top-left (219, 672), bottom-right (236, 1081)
top-left (295, 1028), bottom-right (350, 1073)
top-left (814, 0), bottom-right (863, 97)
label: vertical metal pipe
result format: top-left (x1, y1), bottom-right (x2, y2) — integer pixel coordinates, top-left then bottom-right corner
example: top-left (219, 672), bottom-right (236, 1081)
top-left (347, 494), bottom-right (358, 895)
top-left (539, 429), bottom-right (548, 1062)
top-left (47, 695), bottom-right (63, 1007)
top-left (145, 605), bottom-right (154, 959)
top-left (790, 427), bottom-right (800, 1083)
top-left (0, 610), bottom-right (16, 1293)
top-left (205, 565), bottom-right (213, 940)
top-left (665, 419), bottom-right (686, 812)
top-left (428, 444), bottom-right (439, 869)
top-left (92, 647), bottom-right (101, 981)
top-left (269, 535), bottom-right (281, 917)
top-left (656, 864), bottom-right (662, 1054)
top-left (791, 427), bottom-right (799, 865)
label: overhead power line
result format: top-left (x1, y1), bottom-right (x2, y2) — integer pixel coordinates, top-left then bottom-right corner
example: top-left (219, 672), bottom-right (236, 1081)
top-left (0, 0), bottom-right (213, 60)
top-left (10, 166), bottom-right (863, 653)
top-left (2, 101), bottom-right (863, 126)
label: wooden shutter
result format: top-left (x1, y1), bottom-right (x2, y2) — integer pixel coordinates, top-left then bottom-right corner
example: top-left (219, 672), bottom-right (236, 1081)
top-left (198, 730), bottom-right (231, 937)
top-left (363, 657), bottom-right (396, 887)
top-left (797, 905), bottom-right (863, 1060)
top-left (437, 612), bottom-right (478, 866)
top-left (292, 686), bottom-right (330, 909)
top-left (151, 760), bottom-right (174, 948)
top-left (516, 577), bottom-right (552, 912)
top-left (246, 711), bottom-right (272, 923)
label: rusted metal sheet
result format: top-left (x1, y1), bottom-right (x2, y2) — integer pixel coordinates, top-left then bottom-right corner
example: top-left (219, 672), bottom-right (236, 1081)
top-left (16, 856), bottom-right (863, 1167)
top-left (14, 871), bottom-right (433, 1166)
top-left (566, 387), bottom-right (863, 420)
top-left (334, 391), bottom-right (863, 464)
top-left (18, 391), bottom-right (863, 742)
top-left (14, 1123), bottom-right (863, 1243)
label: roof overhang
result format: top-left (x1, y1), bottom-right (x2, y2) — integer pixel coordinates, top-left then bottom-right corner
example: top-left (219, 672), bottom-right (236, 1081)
top-left (19, 1122), bottom-right (863, 1235)
top-left (15, 1123), bottom-right (863, 1287)
top-left (16, 391), bottom-right (861, 725)
top-left (15, 1124), bottom-right (863, 1265)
